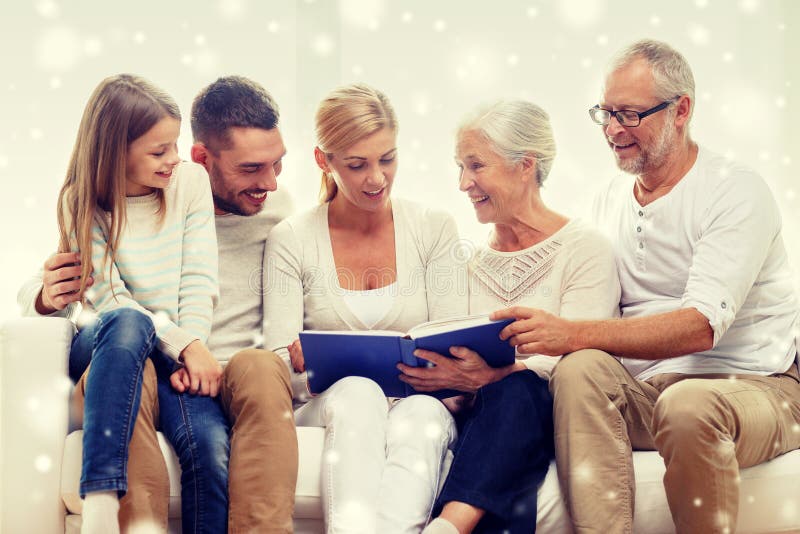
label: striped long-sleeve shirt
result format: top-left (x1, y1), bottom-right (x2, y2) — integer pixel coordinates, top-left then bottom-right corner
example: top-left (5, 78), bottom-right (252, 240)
top-left (17, 162), bottom-right (219, 359)
top-left (85, 160), bottom-right (218, 360)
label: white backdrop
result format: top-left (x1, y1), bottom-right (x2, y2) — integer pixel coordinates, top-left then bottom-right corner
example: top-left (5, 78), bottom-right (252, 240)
top-left (1, 0), bottom-right (798, 322)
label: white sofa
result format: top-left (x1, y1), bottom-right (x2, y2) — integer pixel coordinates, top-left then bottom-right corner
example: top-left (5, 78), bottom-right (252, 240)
top-left (2, 317), bottom-right (800, 533)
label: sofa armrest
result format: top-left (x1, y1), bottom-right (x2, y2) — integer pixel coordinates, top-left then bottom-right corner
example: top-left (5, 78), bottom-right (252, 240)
top-left (1, 317), bottom-right (75, 534)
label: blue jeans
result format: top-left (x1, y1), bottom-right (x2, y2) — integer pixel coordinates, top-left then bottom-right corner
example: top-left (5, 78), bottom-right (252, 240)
top-left (70, 308), bottom-right (156, 497)
top-left (434, 370), bottom-right (555, 533)
top-left (152, 350), bottom-right (230, 534)
top-left (71, 309), bottom-right (230, 533)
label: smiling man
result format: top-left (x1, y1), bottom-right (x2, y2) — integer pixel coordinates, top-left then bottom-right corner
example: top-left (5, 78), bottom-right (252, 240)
top-left (186, 75), bottom-right (297, 533)
top-left (492, 39), bottom-right (800, 533)
top-left (191, 81), bottom-right (287, 217)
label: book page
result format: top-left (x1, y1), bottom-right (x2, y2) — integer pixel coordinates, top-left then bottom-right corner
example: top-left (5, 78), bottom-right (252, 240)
top-left (406, 314), bottom-right (496, 339)
top-left (301, 330), bottom-right (404, 337)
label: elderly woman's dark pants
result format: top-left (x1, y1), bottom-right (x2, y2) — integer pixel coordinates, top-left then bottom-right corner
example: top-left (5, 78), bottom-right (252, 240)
top-left (433, 370), bottom-right (554, 533)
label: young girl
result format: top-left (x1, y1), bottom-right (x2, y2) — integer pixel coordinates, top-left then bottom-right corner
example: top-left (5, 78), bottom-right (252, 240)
top-left (55, 74), bottom-right (228, 533)
top-left (264, 83), bottom-right (468, 533)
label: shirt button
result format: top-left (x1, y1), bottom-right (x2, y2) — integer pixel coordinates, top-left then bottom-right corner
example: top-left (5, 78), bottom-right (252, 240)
top-left (638, 210), bottom-right (644, 217)
top-left (639, 243), bottom-right (644, 249)
top-left (721, 301), bottom-right (727, 309)
top-left (636, 226), bottom-right (642, 232)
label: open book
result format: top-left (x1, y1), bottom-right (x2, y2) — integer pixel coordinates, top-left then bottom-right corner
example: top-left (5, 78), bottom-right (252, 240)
top-left (299, 314), bottom-right (515, 398)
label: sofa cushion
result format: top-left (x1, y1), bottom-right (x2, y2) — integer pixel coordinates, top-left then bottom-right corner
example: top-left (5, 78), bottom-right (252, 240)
top-left (630, 449), bottom-right (800, 533)
top-left (62, 427), bottom-right (326, 520)
top-left (62, 430), bottom-right (800, 532)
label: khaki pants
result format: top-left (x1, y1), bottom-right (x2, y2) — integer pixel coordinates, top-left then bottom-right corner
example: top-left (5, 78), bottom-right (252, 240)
top-left (73, 349), bottom-right (298, 533)
top-left (549, 349), bottom-right (800, 534)
top-left (221, 349), bottom-right (298, 534)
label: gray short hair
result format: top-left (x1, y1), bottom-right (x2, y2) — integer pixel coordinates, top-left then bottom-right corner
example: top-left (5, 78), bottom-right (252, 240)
top-left (609, 39), bottom-right (695, 118)
top-left (458, 100), bottom-right (556, 185)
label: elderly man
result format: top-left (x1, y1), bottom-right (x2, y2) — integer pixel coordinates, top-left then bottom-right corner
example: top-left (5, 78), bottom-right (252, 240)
top-left (493, 39), bottom-right (800, 533)
top-left (19, 76), bottom-right (298, 533)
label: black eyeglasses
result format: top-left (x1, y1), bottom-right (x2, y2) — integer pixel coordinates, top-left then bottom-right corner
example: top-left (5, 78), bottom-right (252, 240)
top-left (589, 99), bottom-right (676, 127)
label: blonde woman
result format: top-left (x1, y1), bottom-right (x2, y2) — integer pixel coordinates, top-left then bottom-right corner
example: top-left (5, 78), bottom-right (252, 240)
top-left (264, 84), bottom-right (467, 533)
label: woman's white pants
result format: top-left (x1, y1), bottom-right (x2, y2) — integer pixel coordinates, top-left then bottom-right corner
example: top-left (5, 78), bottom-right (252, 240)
top-left (294, 376), bottom-right (457, 534)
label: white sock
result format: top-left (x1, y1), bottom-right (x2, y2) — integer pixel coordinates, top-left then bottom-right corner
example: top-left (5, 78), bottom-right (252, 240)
top-left (422, 517), bottom-right (460, 534)
top-left (81, 490), bottom-right (120, 534)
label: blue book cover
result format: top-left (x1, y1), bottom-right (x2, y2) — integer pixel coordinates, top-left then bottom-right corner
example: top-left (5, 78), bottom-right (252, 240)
top-left (299, 315), bottom-right (515, 398)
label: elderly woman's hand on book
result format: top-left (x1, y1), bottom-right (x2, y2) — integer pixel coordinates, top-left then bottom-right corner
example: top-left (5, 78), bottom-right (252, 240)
top-left (398, 346), bottom-right (523, 394)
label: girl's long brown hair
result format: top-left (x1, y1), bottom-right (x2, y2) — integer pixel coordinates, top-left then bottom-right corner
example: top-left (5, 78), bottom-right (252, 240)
top-left (56, 74), bottom-right (180, 301)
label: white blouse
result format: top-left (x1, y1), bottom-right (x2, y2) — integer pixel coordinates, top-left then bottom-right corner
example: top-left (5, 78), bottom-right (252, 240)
top-left (341, 282), bottom-right (398, 329)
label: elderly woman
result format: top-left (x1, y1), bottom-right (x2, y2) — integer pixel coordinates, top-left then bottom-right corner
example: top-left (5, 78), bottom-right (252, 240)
top-left (404, 101), bottom-right (622, 534)
top-left (263, 83), bottom-right (467, 534)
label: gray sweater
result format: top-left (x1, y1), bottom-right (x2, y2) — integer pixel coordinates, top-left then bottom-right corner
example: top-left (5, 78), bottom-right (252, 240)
top-left (208, 188), bottom-right (293, 363)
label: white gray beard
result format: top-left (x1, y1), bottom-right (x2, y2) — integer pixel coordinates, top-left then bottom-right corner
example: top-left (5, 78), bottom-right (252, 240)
top-left (617, 124), bottom-right (676, 176)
